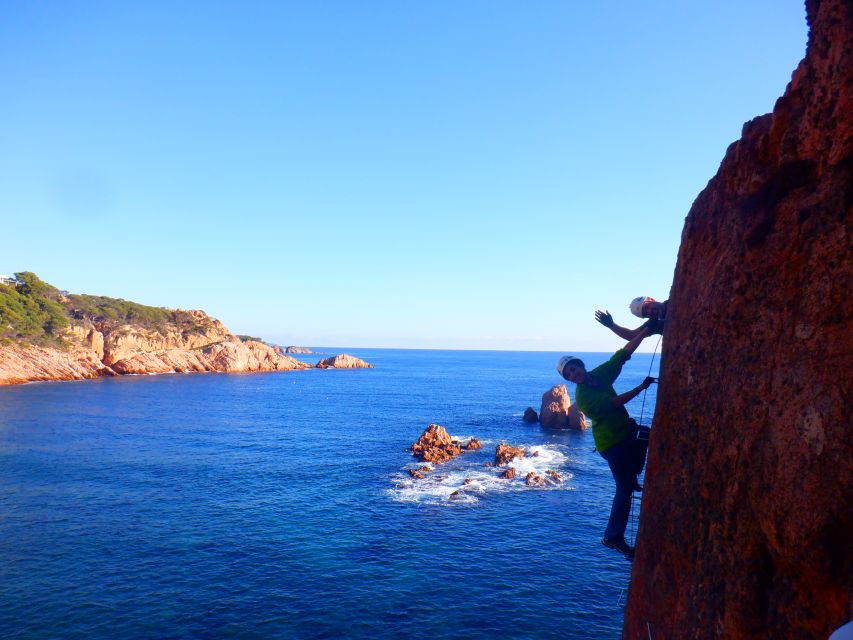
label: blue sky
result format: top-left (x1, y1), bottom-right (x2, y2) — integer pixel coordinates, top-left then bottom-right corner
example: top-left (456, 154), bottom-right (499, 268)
top-left (1, 1), bottom-right (807, 351)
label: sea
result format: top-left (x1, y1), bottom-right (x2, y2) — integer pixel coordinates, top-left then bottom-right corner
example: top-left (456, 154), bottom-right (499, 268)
top-left (0, 348), bottom-right (660, 640)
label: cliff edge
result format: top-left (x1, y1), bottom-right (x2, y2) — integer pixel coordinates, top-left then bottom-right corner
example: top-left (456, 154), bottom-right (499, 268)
top-left (625, 1), bottom-right (852, 638)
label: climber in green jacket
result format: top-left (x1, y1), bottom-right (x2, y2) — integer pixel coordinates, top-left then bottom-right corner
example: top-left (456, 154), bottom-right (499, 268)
top-left (556, 326), bottom-right (656, 561)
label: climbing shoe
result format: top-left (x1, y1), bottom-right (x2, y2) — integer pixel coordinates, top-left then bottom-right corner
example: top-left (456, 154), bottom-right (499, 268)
top-left (602, 537), bottom-right (635, 561)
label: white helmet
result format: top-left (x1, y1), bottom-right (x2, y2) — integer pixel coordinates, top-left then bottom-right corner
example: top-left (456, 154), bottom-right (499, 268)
top-left (630, 296), bottom-right (655, 318)
top-left (556, 355), bottom-right (584, 377)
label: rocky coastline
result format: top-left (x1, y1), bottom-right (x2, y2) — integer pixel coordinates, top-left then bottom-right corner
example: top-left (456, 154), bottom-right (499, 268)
top-left (0, 278), bottom-right (371, 386)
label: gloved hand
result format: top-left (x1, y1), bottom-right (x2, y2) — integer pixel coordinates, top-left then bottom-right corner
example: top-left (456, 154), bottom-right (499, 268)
top-left (595, 310), bottom-right (614, 328)
top-left (640, 376), bottom-right (657, 389)
top-left (643, 317), bottom-right (662, 333)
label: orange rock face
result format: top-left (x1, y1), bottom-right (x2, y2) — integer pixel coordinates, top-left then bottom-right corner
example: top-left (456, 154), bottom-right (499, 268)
top-left (314, 354), bottom-right (373, 369)
top-left (0, 310), bottom-right (312, 385)
top-left (524, 472), bottom-right (543, 487)
top-left (411, 424), bottom-right (463, 464)
top-left (625, 2), bottom-right (853, 638)
top-left (495, 444), bottom-right (525, 466)
top-left (465, 438), bottom-right (481, 450)
top-left (539, 384), bottom-right (587, 430)
top-left (500, 467), bottom-right (516, 480)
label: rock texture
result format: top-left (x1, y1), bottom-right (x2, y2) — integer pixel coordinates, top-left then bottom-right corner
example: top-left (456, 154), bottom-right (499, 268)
top-left (522, 407), bottom-right (538, 423)
top-left (524, 472), bottom-right (544, 487)
top-left (465, 438), bottom-right (481, 450)
top-left (315, 354), bottom-right (373, 369)
top-left (625, 2), bottom-right (853, 638)
top-left (539, 384), bottom-right (587, 430)
top-left (0, 342), bottom-right (114, 385)
top-left (411, 424), bottom-right (463, 464)
top-left (495, 443), bottom-right (525, 466)
top-left (0, 311), bottom-right (311, 385)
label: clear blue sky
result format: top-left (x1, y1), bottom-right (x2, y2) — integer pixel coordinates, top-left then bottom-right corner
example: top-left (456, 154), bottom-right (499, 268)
top-left (1, 1), bottom-right (807, 351)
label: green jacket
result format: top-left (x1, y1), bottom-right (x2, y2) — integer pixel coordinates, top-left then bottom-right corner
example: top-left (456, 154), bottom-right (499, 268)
top-left (575, 349), bottom-right (632, 452)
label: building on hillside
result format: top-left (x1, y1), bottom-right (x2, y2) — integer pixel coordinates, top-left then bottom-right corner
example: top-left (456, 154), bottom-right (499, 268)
top-left (0, 275), bottom-right (16, 286)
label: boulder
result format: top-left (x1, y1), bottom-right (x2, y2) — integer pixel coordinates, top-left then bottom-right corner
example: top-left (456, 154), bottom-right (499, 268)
top-left (525, 472), bottom-right (544, 487)
top-left (522, 407), bottom-right (538, 423)
top-left (411, 424), bottom-right (463, 464)
top-left (495, 443), bottom-right (525, 466)
top-left (465, 438), bottom-right (481, 450)
top-left (539, 384), bottom-right (587, 430)
top-left (500, 467), bottom-right (516, 480)
top-left (315, 354), bottom-right (373, 369)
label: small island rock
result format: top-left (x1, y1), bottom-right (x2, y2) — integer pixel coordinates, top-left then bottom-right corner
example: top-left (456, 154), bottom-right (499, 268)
top-left (284, 346), bottom-right (312, 354)
top-left (315, 354), bottom-right (373, 369)
top-left (539, 384), bottom-right (587, 430)
top-left (411, 424), bottom-right (463, 464)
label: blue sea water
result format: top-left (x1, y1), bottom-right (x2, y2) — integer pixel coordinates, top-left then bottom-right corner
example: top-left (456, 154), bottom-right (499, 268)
top-left (0, 348), bottom-right (660, 640)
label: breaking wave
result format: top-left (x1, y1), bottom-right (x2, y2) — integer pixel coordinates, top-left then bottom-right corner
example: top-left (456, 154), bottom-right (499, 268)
top-left (387, 437), bottom-right (574, 506)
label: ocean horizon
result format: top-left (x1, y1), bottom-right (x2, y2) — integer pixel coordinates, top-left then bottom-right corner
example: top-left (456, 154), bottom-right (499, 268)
top-left (0, 347), bottom-right (660, 639)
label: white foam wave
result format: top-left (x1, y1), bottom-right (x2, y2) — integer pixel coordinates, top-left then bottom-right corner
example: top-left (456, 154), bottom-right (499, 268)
top-left (387, 443), bottom-right (574, 506)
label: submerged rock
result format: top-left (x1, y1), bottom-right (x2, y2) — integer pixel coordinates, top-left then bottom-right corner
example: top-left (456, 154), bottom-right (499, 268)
top-left (465, 438), bottom-right (482, 450)
top-left (500, 467), bottom-right (516, 480)
top-left (495, 443), bottom-right (525, 466)
top-left (411, 424), bottom-right (463, 464)
top-left (539, 384), bottom-right (587, 430)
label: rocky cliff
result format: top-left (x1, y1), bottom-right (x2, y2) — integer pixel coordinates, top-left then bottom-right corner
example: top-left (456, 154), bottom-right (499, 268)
top-left (624, 1), bottom-right (852, 638)
top-left (0, 314), bottom-right (311, 386)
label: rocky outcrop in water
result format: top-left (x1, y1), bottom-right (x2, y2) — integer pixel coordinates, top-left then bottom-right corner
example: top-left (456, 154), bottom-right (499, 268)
top-left (539, 384), bottom-right (587, 429)
top-left (315, 354), bottom-right (373, 369)
top-left (284, 346), bottom-right (312, 354)
top-left (465, 438), bottom-right (481, 450)
top-left (495, 443), bottom-right (525, 466)
top-left (624, 1), bottom-right (853, 637)
top-left (524, 472), bottom-right (544, 487)
top-left (522, 407), bottom-right (538, 423)
top-left (411, 424), bottom-right (463, 464)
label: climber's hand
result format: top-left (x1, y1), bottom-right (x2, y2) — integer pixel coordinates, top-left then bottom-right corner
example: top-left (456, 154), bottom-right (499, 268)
top-left (640, 376), bottom-right (657, 389)
top-left (595, 310), bottom-right (614, 328)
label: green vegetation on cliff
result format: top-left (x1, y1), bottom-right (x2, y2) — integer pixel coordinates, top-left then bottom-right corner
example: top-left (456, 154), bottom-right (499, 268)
top-left (0, 272), bottom-right (215, 346)
top-left (0, 272), bottom-right (69, 346)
